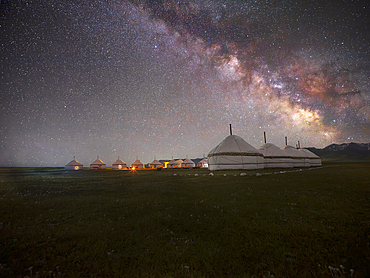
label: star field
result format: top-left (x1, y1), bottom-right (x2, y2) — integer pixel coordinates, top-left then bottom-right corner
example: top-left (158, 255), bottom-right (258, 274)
top-left (1, 0), bottom-right (369, 166)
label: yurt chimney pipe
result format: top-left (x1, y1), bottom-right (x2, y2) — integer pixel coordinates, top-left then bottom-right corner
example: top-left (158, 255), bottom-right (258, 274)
top-left (285, 137), bottom-right (288, 146)
top-left (263, 132), bottom-right (267, 144)
top-left (229, 124), bottom-right (232, 135)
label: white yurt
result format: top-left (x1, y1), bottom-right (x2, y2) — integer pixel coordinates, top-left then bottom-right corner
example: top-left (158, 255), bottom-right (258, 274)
top-left (299, 149), bottom-right (322, 166)
top-left (65, 156), bottom-right (83, 170)
top-left (259, 143), bottom-right (294, 168)
top-left (208, 135), bottom-right (264, 170)
top-left (281, 146), bottom-right (310, 167)
top-left (168, 159), bottom-right (180, 168)
top-left (182, 158), bottom-right (195, 168)
top-left (149, 159), bottom-right (163, 168)
top-left (131, 159), bottom-right (144, 169)
top-left (197, 158), bottom-right (209, 168)
top-left (112, 157), bottom-right (128, 169)
top-left (90, 156), bottom-right (106, 170)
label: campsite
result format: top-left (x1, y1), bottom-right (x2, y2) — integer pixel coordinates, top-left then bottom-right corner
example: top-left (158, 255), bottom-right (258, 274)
top-left (1, 162), bottom-right (369, 277)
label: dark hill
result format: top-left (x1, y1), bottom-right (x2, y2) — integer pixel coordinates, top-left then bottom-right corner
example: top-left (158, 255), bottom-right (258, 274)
top-left (307, 142), bottom-right (370, 162)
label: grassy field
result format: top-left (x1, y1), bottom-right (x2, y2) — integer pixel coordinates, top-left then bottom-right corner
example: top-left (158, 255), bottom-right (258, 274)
top-left (0, 163), bottom-right (369, 277)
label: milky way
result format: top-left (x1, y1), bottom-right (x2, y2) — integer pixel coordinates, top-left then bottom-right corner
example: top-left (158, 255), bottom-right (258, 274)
top-left (1, 0), bottom-right (369, 166)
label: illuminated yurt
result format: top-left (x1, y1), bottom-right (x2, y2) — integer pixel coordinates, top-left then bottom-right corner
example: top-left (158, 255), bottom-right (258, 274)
top-left (90, 156), bottom-right (106, 170)
top-left (149, 159), bottom-right (163, 168)
top-left (182, 158), bottom-right (195, 168)
top-left (299, 149), bottom-right (322, 166)
top-left (208, 135), bottom-right (264, 170)
top-left (176, 159), bottom-right (183, 168)
top-left (281, 146), bottom-right (310, 167)
top-left (197, 158), bottom-right (209, 168)
top-left (168, 159), bottom-right (180, 168)
top-left (112, 157), bottom-right (128, 169)
top-left (65, 156), bottom-right (83, 170)
top-left (131, 159), bottom-right (144, 169)
top-left (259, 143), bottom-right (294, 168)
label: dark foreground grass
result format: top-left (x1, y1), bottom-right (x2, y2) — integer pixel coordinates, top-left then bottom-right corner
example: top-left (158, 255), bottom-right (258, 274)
top-left (0, 163), bottom-right (369, 277)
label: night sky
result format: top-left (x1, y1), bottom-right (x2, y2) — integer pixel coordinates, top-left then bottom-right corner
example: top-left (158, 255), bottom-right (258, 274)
top-left (1, 0), bottom-right (369, 167)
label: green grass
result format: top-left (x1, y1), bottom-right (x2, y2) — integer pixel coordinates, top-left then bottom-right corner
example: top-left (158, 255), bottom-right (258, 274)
top-left (0, 163), bottom-right (369, 277)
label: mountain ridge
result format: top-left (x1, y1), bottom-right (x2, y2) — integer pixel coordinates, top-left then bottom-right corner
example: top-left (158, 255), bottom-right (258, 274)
top-left (305, 142), bottom-right (370, 162)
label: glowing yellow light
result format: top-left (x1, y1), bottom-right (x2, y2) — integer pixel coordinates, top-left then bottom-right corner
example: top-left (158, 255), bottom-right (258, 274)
top-left (74, 166), bottom-right (78, 170)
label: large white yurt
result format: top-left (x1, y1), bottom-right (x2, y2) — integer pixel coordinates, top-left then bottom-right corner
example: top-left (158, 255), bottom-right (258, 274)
top-left (208, 135), bottom-right (264, 170)
top-left (112, 157), bottom-right (128, 169)
top-left (131, 159), bottom-right (144, 169)
top-left (259, 143), bottom-right (294, 168)
top-left (65, 157), bottom-right (83, 170)
top-left (149, 159), bottom-right (163, 168)
top-left (299, 149), bottom-right (322, 166)
top-left (197, 158), bottom-right (209, 168)
top-left (90, 156), bottom-right (106, 170)
top-left (182, 158), bottom-right (195, 168)
top-left (281, 146), bottom-right (310, 167)
top-left (168, 159), bottom-right (180, 168)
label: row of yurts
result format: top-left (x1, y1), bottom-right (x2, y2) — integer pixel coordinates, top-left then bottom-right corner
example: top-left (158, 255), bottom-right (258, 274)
top-left (65, 127), bottom-right (322, 171)
top-left (65, 156), bottom-right (207, 170)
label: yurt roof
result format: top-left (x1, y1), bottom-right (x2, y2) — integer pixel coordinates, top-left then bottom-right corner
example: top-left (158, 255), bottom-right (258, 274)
top-left (66, 159), bottom-right (83, 166)
top-left (299, 148), bottom-right (320, 158)
top-left (208, 135), bottom-right (263, 157)
top-left (150, 159), bottom-right (162, 165)
top-left (259, 143), bottom-right (293, 158)
top-left (112, 159), bottom-right (126, 165)
top-left (183, 158), bottom-right (194, 163)
top-left (176, 159), bottom-right (183, 163)
top-left (131, 159), bottom-right (144, 165)
top-left (168, 159), bottom-right (180, 164)
top-left (281, 145), bottom-right (309, 158)
top-left (91, 158), bottom-right (106, 165)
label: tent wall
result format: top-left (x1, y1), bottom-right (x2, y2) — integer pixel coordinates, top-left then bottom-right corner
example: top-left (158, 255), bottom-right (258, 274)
top-left (112, 164), bottom-right (127, 169)
top-left (90, 164), bottom-right (106, 170)
top-left (65, 165), bottom-right (83, 170)
top-left (208, 155), bottom-right (264, 170)
top-left (263, 157), bottom-right (293, 168)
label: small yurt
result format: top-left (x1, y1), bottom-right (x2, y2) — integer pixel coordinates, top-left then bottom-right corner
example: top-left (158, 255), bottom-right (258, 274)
top-left (197, 158), bottom-right (209, 168)
top-left (281, 146), bottom-right (309, 167)
top-left (168, 159), bottom-right (180, 168)
top-left (176, 159), bottom-right (183, 168)
top-left (182, 158), bottom-right (195, 168)
top-left (90, 156), bottom-right (106, 170)
top-left (208, 134), bottom-right (264, 170)
top-left (299, 149), bottom-right (322, 166)
top-left (65, 156), bottom-right (83, 170)
top-left (131, 159), bottom-right (144, 169)
top-left (259, 143), bottom-right (294, 168)
top-left (112, 157), bottom-right (128, 169)
top-left (149, 159), bottom-right (163, 168)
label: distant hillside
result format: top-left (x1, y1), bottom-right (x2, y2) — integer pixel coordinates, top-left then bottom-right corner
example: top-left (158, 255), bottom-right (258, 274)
top-left (306, 142), bottom-right (370, 162)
